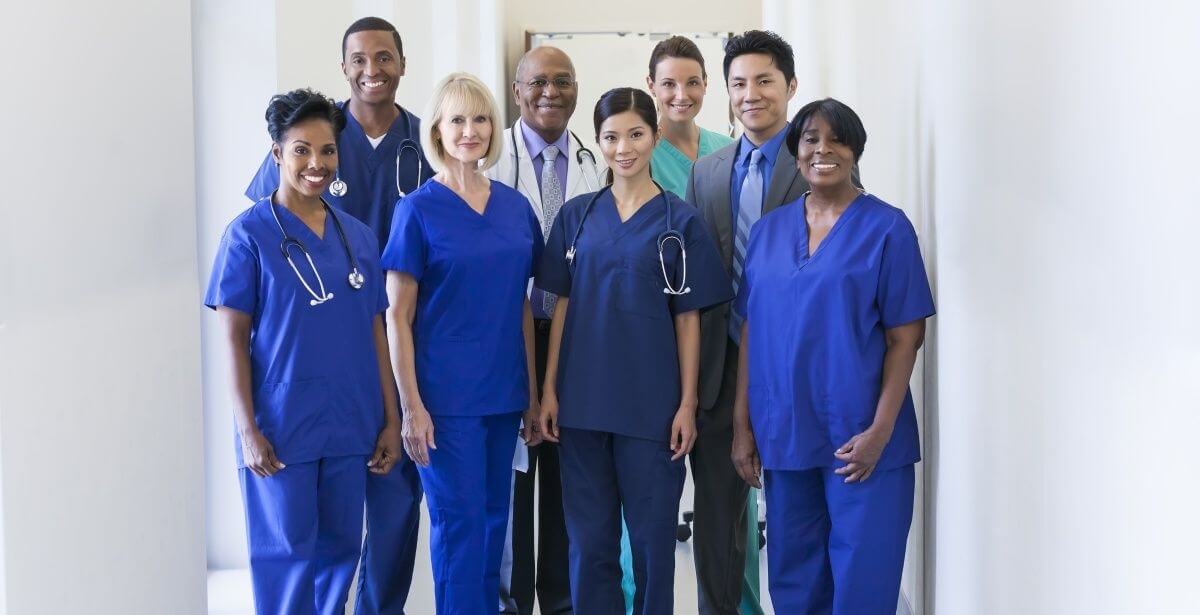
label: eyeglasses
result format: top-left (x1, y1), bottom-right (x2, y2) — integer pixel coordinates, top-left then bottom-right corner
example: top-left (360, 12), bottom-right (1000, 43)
top-left (521, 77), bottom-right (576, 91)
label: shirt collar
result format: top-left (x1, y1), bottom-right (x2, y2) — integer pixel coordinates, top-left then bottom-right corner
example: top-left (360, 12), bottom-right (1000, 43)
top-left (737, 121), bottom-right (790, 168)
top-left (519, 119), bottom-right (571, 161)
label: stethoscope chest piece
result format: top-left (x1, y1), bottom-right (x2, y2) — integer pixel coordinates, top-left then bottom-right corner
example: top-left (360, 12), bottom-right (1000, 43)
top-left (348, 268), bottom-right (365, 290)
top-left (329, 178), bottom-right (348, 197)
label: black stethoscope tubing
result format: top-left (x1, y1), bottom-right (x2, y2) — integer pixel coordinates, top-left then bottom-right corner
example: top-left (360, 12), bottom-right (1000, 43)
top-left (509, 127), bottom-right (600, 192)
top-left (566, 180), bottom-right (690, 295)
top-left (270, 196), bottom-right (364, 306)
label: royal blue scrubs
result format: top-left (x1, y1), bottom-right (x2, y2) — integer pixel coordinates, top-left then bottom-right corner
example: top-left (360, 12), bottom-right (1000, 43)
top-left (205, 197), bottom-right (389, 615)
top-left (382, 179), bottom-right (541, 615)
top-left (536, 188), bottom-right (731, 615)
top-left (246, 103), bottom-right (432, 615)
top-left (734, 192), bottom-right (935, 614)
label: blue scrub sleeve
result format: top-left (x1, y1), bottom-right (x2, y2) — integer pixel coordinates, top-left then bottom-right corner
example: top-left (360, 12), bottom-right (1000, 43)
top-left (535, 210), bottom-right (572, 297)
top-left (877, 216), bottom-right (936, 328)
top-left (245, 149), bottom-right (278, 202)
top-left (527, 206), bottom-right (544, 280)
top-left (379, 197), bottom-right (428, 281)
top-left (205, 237), bottom-right (258, 314)
top-left (671, 216), bottom-right (734, 314)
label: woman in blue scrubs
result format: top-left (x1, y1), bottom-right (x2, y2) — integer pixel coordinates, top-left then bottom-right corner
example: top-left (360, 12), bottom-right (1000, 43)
top-left (206, 88), bottom-right (403, 614)
top-left (731, 98), bottom-right (936, 614)
top-left (536, 88), bottom-right (731, 615)
top-left (381, 72), bottom-right (542, 614)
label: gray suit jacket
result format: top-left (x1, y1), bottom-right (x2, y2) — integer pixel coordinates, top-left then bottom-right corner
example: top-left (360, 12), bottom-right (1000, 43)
top-left (685, 140), bottom-right (809, 411)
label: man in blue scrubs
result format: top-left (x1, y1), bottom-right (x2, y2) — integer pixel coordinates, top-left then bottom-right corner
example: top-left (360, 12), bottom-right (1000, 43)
top-left (245, 17), bottom-right (432, 615)
top-left (683, 31), bottom-right (806, 615)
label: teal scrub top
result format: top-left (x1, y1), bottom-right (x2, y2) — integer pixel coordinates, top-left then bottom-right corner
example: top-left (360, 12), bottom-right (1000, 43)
top-left (651, 128), bottom-right (734, 199)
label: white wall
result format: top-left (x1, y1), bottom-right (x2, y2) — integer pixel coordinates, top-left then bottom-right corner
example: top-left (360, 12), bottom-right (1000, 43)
top-left (502, 0), bottom-right (763, 123)
top-left (771, 1), bottom-right (1200, 613)
top-left (0, 1), bottom-right (207, 613)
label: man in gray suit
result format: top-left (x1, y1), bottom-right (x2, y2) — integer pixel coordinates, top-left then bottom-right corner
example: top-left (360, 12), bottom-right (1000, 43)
top-left (684, 30), bottom-right (806, 615)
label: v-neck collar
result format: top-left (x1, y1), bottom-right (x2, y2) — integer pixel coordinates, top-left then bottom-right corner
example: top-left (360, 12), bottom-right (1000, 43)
top-left (431, 179), bottom-right (494, 218)
top-left (600, 189), bottom-right (667, 244)
top-left (343, 102), bottom-right (413, 167)
top-left (269, 198), bottom-right (332, 244)
top-left (797, 192), bottom-right (866, 267)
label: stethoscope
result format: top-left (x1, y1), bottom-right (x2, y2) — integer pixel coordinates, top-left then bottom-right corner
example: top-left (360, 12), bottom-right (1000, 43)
top-left (566, 180), bottom-right (690, 296)
top-left (329, 139), bottom-right (423, 199)
top-left (509, 127), bottom-right (601, 193)
top-left (269, 196), bottom-right (364, 307)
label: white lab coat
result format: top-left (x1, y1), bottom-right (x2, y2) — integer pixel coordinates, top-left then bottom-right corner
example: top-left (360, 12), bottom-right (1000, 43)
top-left (486, 119), bottom-right (607, 229)
top-left (488, 119), bottom-right (606, 472)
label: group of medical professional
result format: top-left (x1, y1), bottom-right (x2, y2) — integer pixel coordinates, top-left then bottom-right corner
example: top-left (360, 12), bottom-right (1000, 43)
top-left (205, 15), bottom-right (934, 615)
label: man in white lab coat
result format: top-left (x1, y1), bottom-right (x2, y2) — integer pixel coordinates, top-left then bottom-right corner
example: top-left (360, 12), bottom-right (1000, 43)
top-left (487, 46), bottom-right (605, 615)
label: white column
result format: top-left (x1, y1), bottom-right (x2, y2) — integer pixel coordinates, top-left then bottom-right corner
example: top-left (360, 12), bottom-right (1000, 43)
top-left (0, 1), bottom-right (206, 612)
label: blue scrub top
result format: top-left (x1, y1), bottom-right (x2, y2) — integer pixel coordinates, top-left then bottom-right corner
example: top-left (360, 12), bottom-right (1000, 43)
top-left (382, 179), bottom-right (542, 417)
top-left (734, 193), bottom-right (935, 471)
top-left (205, 197), bottom-right (389, 468)
top-left (537, 189), bottom-right (732, 442)
top-left (245, 102), bottom-right (435, 253)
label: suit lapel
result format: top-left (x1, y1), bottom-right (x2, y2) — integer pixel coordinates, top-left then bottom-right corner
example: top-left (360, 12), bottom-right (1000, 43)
top-left (764, 147), bottom-right (802, 215)
top-left (708, 147), bottom-right (737, 268)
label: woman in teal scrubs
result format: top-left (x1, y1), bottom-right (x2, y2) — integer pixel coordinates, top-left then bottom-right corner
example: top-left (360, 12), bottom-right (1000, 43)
top-left (646, 36), bottom-right (734, 199)
top-left (637, 35), bottom-right (763, 615)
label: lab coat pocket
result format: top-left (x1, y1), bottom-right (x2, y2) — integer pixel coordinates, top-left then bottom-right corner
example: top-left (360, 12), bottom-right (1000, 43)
top-left (615, 257), bottom-right (668, 319)
top-left (257, 378), bottom-right (330, 453)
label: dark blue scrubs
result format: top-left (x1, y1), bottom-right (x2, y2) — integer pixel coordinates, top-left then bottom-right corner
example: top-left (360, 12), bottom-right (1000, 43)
top-left (205, 198), bottom-right (388, 614)
top-left (382, 179), bottom-right (542, 614)
top-left (536, 188), bottom-right (732, 614)
top-left (734, 192), bottom-right (935, 614)
top-left (246, 102), bottom-right (432, 615)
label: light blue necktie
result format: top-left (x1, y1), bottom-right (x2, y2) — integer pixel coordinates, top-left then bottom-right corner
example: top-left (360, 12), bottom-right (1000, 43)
top-left (730, 148), bottom-right (763, 342)
top-left (532, 145), bottom-right (563, 319)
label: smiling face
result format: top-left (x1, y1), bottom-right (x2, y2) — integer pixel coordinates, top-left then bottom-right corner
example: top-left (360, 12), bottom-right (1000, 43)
top-left (726, 52), bottom-right (796, 143)
top-left (342, 30), bottom-right (405, 105)
top-left (598, 110), bottom-right (657, 181)
top-left (436, 106), bottom-right (493, 166)
top-left (272, 118), bottom-right (338, 199)
top-left (795, 113), bottom-right (856, 190)
top-left (647, 57), bottom-right (707, 125)
top-left (512, 48), bottom-right (578, 143)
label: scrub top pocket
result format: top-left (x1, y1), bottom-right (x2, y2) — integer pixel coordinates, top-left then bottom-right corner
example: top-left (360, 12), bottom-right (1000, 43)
top-left (615, 257), bottom-right (668, 320)
top-left (251, 377), bottom-right (331, 464)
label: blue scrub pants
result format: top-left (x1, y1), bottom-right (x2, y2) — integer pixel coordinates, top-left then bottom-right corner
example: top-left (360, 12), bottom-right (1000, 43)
top-left (354, 454), bottom-right (423, 614)
top-left (763, 464), bottom-right (915, 615)
top-left (559, 427), bottom-right (686, 615)
top-left (419, 411), bottom-right (522, 615)
top-left (238, 455), bottom-right (367, 615)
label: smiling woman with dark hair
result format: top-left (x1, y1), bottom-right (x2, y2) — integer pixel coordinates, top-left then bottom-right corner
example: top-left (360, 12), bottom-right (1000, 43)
top-left (731, 97), bottom-right (935, 613)
top-left (206, 87), bottom-right (402, 614)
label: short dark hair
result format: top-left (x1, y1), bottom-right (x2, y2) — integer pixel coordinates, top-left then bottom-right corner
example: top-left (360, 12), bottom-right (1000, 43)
top-left (786, 98), bottom-right (867, 162)
top-left (342, 17), bottom-right (403, 58)
top-left (265, 88), bottom-right (347, 144)
top-left (722, 30), bottom-right (795, 85)
top-left (649, 35), bottom-right (707, 80)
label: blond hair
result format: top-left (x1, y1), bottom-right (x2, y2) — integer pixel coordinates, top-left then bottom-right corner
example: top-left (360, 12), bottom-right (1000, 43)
top-left (421, 72), bottom-right (504, 173)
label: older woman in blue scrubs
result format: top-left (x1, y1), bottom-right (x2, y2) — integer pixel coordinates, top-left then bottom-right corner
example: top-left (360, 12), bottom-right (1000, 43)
top-left (731, 98), bottom-right (936, 614)
top-left (206, 89), bottom-right (403, 614)
top-left (537, 88), bottom-right (731, 615)
top-left (381, 72), bottom-right (542, 614)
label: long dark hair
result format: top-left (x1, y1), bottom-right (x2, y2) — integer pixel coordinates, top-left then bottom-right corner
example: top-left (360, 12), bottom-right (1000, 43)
top-left (593, 87), bottom-right (658, 185)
